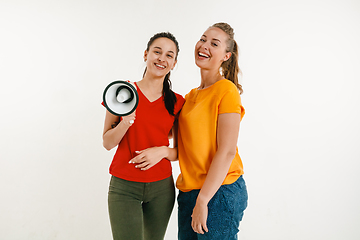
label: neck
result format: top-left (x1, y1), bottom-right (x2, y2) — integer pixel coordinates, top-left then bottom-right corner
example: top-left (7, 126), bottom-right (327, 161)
top-left (138, 73), bottom-right (164, 94)
top-left (199, 69), bottom-right (224, 89)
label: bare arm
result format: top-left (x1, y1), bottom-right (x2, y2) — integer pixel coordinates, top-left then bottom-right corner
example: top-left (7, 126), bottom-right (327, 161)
top-left (191, 112), bottom-right (241, 234)
top-left (102, 110), bottom-right (136, 151)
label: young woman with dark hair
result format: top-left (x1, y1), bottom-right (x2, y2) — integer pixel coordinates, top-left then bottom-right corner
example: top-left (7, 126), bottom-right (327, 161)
top-left (102, 32), bottom-right (185, 240)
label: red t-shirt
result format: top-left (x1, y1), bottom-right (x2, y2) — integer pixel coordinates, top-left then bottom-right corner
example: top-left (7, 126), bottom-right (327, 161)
top-left (104, 82), bottom-right (185, 182)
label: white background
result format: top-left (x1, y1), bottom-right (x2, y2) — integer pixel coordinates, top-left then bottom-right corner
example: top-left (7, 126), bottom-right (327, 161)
top-left (1, 0), bottom-right (359, 239)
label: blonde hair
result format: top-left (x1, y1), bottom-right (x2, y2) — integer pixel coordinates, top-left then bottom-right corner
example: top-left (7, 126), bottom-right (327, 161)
top-left (212, 22), bottom-right (243, 94)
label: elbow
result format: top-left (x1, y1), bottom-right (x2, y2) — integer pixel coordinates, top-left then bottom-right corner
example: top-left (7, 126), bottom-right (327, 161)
top-left (103, 140), bottom-right (114, 151)
top-left (225, 149), bottom-right (237, 161)
top-left (102, 133), bottom-right (116, 151)
top-left (103, 144), bottom-right (112, 151)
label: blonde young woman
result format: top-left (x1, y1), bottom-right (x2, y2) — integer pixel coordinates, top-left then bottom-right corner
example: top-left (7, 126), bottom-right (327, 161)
top-left (176, 23), bottom-right (248, 240)
top-left (102, 32), bottom-right (185, 240)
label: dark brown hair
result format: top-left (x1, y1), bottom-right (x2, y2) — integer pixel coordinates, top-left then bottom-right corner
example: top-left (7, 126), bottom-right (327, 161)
top-left (143, 32), bottom-right (179, 115)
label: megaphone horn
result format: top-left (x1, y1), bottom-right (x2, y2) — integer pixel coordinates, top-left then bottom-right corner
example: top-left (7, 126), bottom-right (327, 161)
top-left (103, 80), bottom-right (139, 117)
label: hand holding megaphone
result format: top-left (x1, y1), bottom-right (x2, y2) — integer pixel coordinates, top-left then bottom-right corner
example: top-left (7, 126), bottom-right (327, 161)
top-left (121, 111), bottom-right (136, 125)
top-left (103, 80), bottom-right (139, 117)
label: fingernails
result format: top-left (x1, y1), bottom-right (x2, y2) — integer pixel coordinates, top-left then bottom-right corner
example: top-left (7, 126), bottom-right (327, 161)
top-left (128, 160), bottom-right (133, 164)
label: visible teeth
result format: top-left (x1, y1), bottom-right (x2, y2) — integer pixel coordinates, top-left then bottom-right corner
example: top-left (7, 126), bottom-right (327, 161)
top-left (155, 64), bottom-right (166, 68)
top-left (199, 52), bottom-right (209, 58)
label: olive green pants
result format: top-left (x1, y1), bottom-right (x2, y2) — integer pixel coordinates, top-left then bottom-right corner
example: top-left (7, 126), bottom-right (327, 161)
top-left (108, 176), bottom-right (175, 240)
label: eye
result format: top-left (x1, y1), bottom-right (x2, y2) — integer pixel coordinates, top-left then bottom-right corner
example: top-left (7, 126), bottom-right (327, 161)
top-left (212, 42), bottom-right (218, 47)
top-left (200, 38), bottom-right (205, 42)
top-left (154, 50), bottom-right (161, 54)
top-left (167, 54), bottom-right (173, 58)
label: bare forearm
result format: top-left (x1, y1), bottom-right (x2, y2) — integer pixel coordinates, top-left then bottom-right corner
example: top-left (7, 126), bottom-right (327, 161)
top-left (163, 146), bottom-right (178, 161)
top-left (196, 150), bottom-right (235, 205)
top-left (196, 113), bottom-right (240, 205)
top-left (103, 121), bottom-right (129, 150)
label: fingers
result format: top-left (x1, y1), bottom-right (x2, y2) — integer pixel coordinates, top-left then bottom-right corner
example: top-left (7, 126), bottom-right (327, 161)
top-left (129, 155), bottom-right (142, 164)
top-left (191, 207), bottom-right (209, 235)
top-left (191, 219), bottom-right (208, 234)
top-left (130, 160), bottom-right (152, 171)
top-left (128, 151), bottom-right (144, 164)
top-left (203, 223), bottom-right (209, 233)
top-left (128, 152), bottom-right (152, 170)
top-left (128, 148), bottom-right (161, 171)
top-left (191, 221), bottom-right (204, 234)
top-left (134, 161), bottom-right (150, 170)
top-left (139, 165), bottom-right (152, 171)
top-left (122, 111), bottom-right (136, 126)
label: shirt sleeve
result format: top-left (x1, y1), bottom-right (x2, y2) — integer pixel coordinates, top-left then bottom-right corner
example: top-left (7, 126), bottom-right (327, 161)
top-left (174, 94), bottom-right (186, 116)
top-left (218, 84), bottom-right (245, 119)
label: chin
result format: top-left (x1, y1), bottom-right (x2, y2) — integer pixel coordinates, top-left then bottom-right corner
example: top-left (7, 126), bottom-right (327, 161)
top-left (195, 60), bottom-right (208, 69)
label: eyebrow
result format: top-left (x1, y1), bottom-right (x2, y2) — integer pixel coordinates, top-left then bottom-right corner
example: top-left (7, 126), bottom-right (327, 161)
top-left (202, 35), bottom-right (221, 42)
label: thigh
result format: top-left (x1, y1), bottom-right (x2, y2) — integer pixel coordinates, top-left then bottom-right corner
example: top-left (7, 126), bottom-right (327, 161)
top-left (108, 176), bottom-right (144, 240)
top-left (200, 176), bottom-right (248, 240)
top-left (177, 190), bottom-right (199, 240)
top-left (143, 177), bottom-right (176, 240)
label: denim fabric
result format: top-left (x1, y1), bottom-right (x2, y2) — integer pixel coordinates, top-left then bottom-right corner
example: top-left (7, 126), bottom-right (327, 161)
top-left (178, 175), bottom-right (248, 240)
top-left (108, 176), bottom-right (175, 240)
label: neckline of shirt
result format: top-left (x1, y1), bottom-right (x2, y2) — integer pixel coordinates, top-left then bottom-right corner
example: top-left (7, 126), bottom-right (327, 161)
top-left (135, 82), bottom-right (163, 104)
top-left (196, 79), bottom-right (227, 91)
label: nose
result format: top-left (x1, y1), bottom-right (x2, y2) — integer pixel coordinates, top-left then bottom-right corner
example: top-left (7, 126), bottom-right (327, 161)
top-left (201, 42), bottom-right (209, 51)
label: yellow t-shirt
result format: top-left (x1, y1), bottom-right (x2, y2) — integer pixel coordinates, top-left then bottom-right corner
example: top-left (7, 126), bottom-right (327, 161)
top-left (176, 79), bottom-right (245, 192)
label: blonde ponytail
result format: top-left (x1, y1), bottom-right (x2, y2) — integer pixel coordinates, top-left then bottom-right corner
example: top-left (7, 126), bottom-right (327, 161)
top-left (212, 22), bottom-right (243, 94)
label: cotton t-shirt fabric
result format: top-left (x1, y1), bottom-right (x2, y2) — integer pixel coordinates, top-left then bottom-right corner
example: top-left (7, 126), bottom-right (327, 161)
top-left (104, 82), bottom-right (185, 183)
top-left (176, 79), bottom-right (245, 192)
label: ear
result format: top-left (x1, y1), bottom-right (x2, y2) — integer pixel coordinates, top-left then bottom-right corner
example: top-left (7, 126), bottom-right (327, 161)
top-left (144, 50), bottom-right (148, 62)
top-left (171, 59), bottom-right (177, 70)
top-left (223, 52), bottom-right (232, 62)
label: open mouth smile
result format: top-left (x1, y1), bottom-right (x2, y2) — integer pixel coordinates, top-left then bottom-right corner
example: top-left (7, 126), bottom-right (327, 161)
top-left (155, 63), bottom-right (166, 69)
top-left (198, 52), bottom-right (210, 59)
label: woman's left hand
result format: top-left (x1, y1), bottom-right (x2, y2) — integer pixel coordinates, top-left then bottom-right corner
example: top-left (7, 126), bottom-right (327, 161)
top-left (129, 147), bottom-right (166, 170)
top-left (191, 201), bottom-right (209, 234)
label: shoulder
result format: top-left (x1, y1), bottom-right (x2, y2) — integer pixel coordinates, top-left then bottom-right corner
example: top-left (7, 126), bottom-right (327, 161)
top-left (174, 92), bottom-right (185, 102)
top-left (216, 79), bottom-right (239, 93)
top-left (184, 88), bottom-right (198, 100)
top-left (207, 79), bottom-right (240, 102)
top-left (173, 92), bottom-right (185, 105)
top-left (173, 92), bottom-right (186, 114)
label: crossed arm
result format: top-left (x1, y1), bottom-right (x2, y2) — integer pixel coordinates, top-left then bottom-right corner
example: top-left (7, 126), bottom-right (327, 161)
top-left (102, 109), bottom-right (179, 168)
top-left (129, 118), bottom-right (179, 170)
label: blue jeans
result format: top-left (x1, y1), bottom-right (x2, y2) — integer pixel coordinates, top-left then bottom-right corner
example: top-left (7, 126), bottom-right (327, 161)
top-left (178, 175), bottom-right (248, 240)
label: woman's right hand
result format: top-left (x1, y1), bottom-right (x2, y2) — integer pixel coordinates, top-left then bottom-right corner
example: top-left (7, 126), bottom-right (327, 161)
top-left (120, 111), bottom-right (136, 127)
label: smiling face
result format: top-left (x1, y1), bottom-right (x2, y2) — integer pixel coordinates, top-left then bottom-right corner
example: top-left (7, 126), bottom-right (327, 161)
top-left (144, 37), bottom-right (178, 78)
top-left (195, 27), bottom-right (231, 71)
